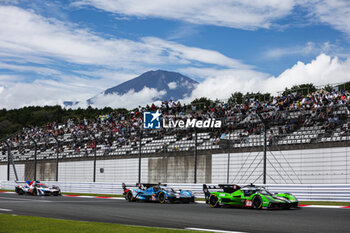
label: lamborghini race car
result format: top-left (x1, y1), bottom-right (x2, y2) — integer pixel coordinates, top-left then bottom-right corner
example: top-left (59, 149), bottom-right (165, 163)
top-left (15, 181), bottom-right (61, 196)
top-left (203, 184), bottom-right (298, 209)
top-left (122, 183), bottom-right (195, 203)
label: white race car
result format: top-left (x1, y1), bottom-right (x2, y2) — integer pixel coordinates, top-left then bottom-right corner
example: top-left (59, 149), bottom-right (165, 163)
top-left (15, 181), bottom-right (61, 196)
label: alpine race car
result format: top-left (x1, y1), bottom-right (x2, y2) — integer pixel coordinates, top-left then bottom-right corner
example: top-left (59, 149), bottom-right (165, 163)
top-left (122, 183), bottom-right (195, 203)
top-left (15, 181), bottom-right (61, 196)
top-left (203, 184), bottom-right (298, 209)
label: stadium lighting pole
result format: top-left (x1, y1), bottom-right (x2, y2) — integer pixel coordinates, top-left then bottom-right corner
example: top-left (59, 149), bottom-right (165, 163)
top-left (30, 137), bottom-right (37, 181)
top-left (194, 128), bottom-right (198, 184)
top-left (53, 136), bottom-right (60, 181)
top-left (138, 130), bottom-right (142, 184)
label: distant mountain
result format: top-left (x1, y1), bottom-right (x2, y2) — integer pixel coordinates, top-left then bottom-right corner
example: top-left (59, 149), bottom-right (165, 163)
top-left (87, 70), bottom-right (198, 104)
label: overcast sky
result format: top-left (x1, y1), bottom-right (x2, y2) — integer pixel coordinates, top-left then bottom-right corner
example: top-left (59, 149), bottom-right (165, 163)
top-left (1, 0), bottom-right (350, 109)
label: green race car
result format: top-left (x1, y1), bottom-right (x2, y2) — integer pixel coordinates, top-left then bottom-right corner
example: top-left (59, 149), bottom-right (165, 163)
top-left (203, 184), bottom-right (298, 209)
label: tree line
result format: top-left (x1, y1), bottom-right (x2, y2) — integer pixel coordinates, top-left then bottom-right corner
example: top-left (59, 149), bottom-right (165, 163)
top-left (0, 106), bottom-right (127, 141)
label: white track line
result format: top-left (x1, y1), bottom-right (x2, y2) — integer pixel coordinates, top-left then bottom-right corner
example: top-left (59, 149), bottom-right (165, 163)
top-left (186, 227), bottom-right (247, 233)
top-left (0, 208), bottom-right (13, 212)
top-left (0, 196), bottom-right (52, 202)
top-left (302, 205), bottom-right (343, 209)
top-left (63, 195), bottom-right (124, 200)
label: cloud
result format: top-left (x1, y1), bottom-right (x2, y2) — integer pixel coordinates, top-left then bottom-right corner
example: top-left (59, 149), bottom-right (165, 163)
top-left (0, 77), bottom-right (92, 108)
top-left (0, 5), bottom-right (164, 68)
top-left (265, 42), bottom-right (315, 59)
top-left (303, 0), bottom-right (350, 37)
top-left (182, 54), bottom-right (350, 101)
top-left (0, 5), bottom-right (255, 109)
top-left (78, 87), bottom-right (166, 109)
top-left (74, 0), bottom-right (350, 37)
top-left (180, 68), bottom-right (268, 101)
top-left (0, 62), bottom-right (62, 76)
top-left (262, 53), bottom-right (350, 94)
top-left (2, 54), bottom-right (349, 109)
top-left (167, 82), bottom-right (177, 90)
top-left (263, 41), bottom-right (340, 59)
top-left (0, 72), bottom-right (136, 109)
top-left (73, 0), bottom-right (296, 30)
top-left (0, 6), bottom-right (252, 70)
top-left (142, 37), bottom-right (250, 69)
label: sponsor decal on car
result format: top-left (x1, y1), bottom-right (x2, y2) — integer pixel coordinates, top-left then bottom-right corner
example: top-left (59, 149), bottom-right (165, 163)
top-left (245, 200), bottom-right (252, 207)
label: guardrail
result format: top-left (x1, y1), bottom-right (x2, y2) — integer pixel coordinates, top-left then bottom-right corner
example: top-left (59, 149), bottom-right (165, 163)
top-left (1, 181), bottom-right (350, 202)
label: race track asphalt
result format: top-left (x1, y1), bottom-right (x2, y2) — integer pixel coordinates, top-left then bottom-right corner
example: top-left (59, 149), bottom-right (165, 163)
top-left (0, 193), bottom-right (349, 233)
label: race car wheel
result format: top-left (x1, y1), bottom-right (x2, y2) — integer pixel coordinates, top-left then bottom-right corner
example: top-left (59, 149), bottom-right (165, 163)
top-left (209, 194), bottom-right (220, 208)
top-left (252, 195), bottom-right (263, 209)
top-left (16, 187), bottom-right (24, 195)
top-left (125, 190), bottom-right (134, 202)
top-left (158, 192), bottom-right (166, 204)
top-left (32, 188), bottom-right (38, 196)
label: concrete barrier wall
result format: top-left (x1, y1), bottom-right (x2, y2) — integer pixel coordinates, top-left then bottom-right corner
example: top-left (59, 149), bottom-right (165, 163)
top-left (0, 164), bottom-right (25, 181)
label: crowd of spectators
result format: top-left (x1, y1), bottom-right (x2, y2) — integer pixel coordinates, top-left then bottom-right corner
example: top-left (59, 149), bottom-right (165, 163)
top-left (1, 89), bottom-right (350, 157)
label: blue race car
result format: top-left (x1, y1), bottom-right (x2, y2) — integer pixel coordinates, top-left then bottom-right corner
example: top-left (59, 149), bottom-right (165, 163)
top-left (122, 183), bottom-right (195, 204)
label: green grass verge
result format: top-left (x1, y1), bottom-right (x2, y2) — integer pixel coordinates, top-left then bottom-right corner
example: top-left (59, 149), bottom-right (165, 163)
top-left (0, 214), bottom-right (202, 233)
top-left (0, 189), bottom-right (12, 192)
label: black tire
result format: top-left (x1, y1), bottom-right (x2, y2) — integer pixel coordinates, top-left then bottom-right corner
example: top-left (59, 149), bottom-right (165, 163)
top-left (32, 188), bottom-right (38, 196)
top-left (192, 197), bottom-right (195, 203)
top-left (16, 187), bottom-right (24, 195)
top-left (252, 195), bottom-right (263, 209)
top-left (208, 194), bottom-right (220, 208)
top-left (158, 192), bottom-right (166, 204)
top-left (185, 197), bottom-right (195, 203)
top-left (125, 190), bottom-right (134, 202)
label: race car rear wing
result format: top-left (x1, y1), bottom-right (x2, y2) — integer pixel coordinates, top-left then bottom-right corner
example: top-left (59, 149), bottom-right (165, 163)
top-left (122, 183), bottom-right (167, 191)
top-left (203, 184), bottom-right (241, 200)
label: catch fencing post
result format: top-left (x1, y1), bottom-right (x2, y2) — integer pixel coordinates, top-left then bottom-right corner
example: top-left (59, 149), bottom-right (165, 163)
top-left (30, 137), bottom-right (37, 181)
top-left (5, 141), bottom-right (18, 181)
top-left (5, 141), bottom-right (10, 181)
top-left (53, 136), bottom-right (60, 181)
top-left (138, 130), bottom-right (142, 183)
top-left (227, 134), bottom-right (231, 184)
top-left (257, 112), bottom-right (268, 184)
top-left (263, 126), bottom-right (267, 184)
top-left (194, 129), bottom-right (198, 184)
top-left (89, 131), bottom-right (97, 182)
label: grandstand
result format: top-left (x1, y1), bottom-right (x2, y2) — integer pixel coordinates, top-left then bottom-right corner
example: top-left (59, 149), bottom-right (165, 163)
top-left (1, 89), bottom-right (350, 184)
